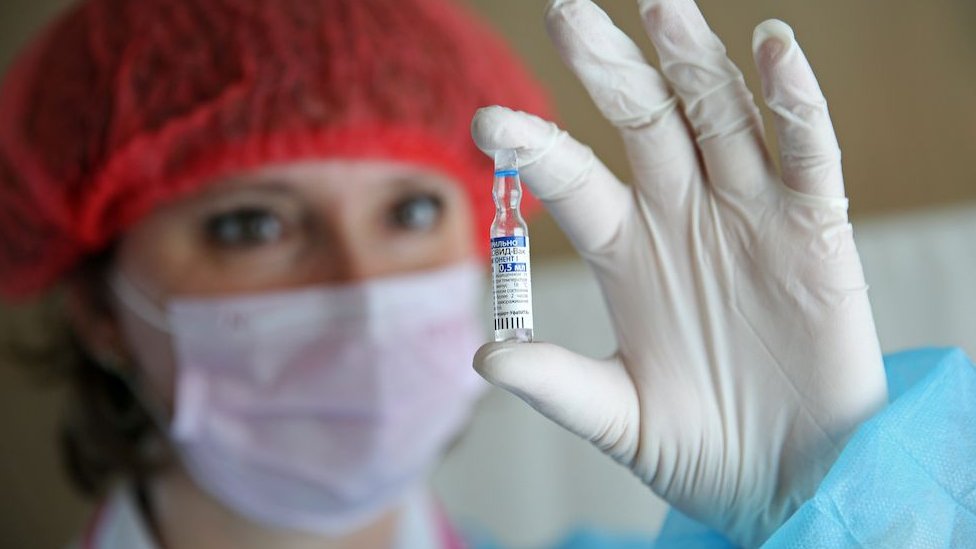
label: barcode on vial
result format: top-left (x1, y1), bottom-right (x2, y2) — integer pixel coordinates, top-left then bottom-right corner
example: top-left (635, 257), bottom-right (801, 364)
top-left (495, 316), bottom-right (527, 330)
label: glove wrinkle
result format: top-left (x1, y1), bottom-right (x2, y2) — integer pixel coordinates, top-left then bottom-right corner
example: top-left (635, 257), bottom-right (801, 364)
top-left (545, 0), bottom-right (677, 130)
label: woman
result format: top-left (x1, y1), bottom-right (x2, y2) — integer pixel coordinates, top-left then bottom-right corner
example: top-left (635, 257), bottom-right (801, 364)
top-left (4, 0), bottom-right (974, 547)
top-left (0, 0), bottom-right (549, 546)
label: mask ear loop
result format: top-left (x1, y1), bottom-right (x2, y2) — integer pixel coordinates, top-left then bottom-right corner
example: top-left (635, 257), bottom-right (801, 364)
top-left (99, 271), bottom-right (178, 440)
top-left (109, 272), bottom-right (172, 334)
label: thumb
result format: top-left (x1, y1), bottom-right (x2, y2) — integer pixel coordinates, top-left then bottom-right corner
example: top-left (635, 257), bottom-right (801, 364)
top-left (474, 341), bottom-right (640, 464)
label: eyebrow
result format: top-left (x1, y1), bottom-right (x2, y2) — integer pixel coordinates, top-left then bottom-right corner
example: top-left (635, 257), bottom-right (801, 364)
top-left (204, 179), bottom-right (302, 199)
top-left (388, 173), bottom-right (458, 194)
top-left (234, 179), bottom-right (300, 193)
top-left (192, 180), bottom-right (308, 214)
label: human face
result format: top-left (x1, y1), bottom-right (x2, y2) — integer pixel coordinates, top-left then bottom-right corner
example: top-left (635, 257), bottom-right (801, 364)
top-left (116, 160), bottom-right (476, 296)
top-left (109, 159), bottom-right (476, 408)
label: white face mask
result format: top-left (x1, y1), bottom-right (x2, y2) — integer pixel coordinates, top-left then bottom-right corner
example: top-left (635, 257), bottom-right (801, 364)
top-left (111, 262), bottom-right (487, 535)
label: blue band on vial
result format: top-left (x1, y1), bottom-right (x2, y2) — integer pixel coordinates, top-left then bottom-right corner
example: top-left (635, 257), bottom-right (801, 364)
top-left (494, 169), bottom-right (519, 177)
top-left (491, 236), bottom-right (527, 248)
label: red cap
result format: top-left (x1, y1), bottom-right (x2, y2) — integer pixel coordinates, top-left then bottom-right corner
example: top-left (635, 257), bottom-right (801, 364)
top-left (0, 0), bottom-right (551, 299)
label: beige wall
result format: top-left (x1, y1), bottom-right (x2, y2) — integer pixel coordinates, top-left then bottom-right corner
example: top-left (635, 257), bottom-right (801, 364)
top-left (463, 0), bottom-right (976, 257)
top-left (1, 0), bottom-right (974, 547)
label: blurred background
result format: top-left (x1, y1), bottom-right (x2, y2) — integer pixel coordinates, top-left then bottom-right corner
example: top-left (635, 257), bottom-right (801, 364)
top-left (2, 0), bottom-right (975, 547)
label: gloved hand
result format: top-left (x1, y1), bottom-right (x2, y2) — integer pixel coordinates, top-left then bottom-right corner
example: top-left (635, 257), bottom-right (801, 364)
top-left (471, 0), bottom-right (888, 546)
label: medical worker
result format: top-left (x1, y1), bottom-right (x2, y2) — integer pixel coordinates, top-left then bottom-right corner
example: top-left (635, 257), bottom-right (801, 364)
top-left (0, 0), bottom-right (547, 547)
top-left (1, 0), bottom-right (973, 548)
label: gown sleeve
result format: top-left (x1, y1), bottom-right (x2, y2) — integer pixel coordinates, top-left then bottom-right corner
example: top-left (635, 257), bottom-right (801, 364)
top-left (653, 347), bottom-right (976, 548)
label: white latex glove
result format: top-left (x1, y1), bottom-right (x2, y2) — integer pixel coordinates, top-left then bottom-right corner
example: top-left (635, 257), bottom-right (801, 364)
top-left (471, 1), bottom-right (887, 546)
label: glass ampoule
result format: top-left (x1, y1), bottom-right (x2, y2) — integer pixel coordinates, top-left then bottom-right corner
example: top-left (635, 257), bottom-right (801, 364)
top-left (490, 148), bottom-right (534, 342)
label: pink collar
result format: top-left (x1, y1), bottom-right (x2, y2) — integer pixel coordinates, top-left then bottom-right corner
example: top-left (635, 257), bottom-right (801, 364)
top-left (432, 498), bottom-right (467, 549)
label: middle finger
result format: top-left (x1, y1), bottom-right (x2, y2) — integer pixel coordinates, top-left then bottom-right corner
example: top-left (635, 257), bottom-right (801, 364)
top-left (638, 0), bottom-right (773, 194)
top-left (545, 0), bottom-right (700, 209)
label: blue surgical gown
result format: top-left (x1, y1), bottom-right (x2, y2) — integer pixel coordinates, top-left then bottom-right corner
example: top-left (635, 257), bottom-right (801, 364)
top-left (474, 347), bottom-right (976, 548)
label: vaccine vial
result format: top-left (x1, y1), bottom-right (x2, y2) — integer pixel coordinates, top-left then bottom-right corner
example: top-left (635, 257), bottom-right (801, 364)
top-left (491, 148), bottom-right (533, 342)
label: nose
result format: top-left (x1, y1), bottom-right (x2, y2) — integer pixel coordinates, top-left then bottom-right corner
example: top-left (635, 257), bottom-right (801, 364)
top-left (315, 217), bottom-right (394, 284)
top-left (331, 241), bottom-right (383, 283)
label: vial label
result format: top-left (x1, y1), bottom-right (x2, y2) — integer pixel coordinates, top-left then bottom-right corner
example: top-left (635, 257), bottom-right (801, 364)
top-left (491, 235), bottom-right (533, 331)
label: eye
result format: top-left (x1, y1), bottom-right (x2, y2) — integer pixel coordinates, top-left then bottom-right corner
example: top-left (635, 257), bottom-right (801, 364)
top-left (390, 193), bottom-right (443, 232)
top-left (204, 207), bottom-right (286, 248)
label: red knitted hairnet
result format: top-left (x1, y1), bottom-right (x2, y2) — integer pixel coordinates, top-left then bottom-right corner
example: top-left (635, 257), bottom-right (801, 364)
top-left (0, 0), bottom-right (551, 299)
